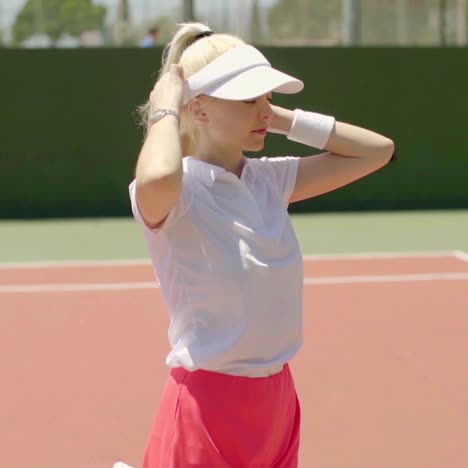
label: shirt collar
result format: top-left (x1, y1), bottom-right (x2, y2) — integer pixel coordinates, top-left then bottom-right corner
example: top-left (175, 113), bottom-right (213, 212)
top-left (183, 156), bottom-right (255, 187)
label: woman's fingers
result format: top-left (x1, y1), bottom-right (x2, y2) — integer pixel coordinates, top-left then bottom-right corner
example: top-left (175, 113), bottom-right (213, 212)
top-left (150, 65), bottom-right (185, 111)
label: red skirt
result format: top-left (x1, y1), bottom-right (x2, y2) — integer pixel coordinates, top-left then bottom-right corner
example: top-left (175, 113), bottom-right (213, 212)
top-left (143, 364), bottom-right (301, 468)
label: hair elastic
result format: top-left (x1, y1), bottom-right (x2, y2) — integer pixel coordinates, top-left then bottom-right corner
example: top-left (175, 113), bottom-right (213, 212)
top-left (194, 30), bottom-right (214, 40)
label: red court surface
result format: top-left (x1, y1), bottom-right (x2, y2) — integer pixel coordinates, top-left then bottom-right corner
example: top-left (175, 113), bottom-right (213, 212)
top-left (1, 252), bottom-right (467, 468)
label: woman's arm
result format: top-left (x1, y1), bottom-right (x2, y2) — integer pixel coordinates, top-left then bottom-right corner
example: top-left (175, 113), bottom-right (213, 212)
top-left (269, 105), bottom-right (395, 203)
top-left (135, 65), bottom-right (185, 228)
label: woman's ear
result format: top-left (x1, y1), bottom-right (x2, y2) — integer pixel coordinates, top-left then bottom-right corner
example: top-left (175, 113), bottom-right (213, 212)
top-left (188, 98), bottom-right (209, 124)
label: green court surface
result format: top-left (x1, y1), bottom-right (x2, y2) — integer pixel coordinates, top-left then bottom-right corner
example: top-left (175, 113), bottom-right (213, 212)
top-left (1, 210), bottom-right (467, 262)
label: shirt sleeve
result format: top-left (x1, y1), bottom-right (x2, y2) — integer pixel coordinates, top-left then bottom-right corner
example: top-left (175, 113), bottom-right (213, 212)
top-left (128, 176), bottom-right (194, 233)
top-left (254, 156), bottom-right (300, 207)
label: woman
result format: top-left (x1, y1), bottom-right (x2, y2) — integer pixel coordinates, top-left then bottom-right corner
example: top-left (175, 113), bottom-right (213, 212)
top-left (129, 22), bottom-right (394, 468)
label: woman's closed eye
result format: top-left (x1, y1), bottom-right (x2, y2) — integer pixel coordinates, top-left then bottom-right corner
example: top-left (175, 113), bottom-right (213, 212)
top-left (244, 97), bottom-right (273, 104)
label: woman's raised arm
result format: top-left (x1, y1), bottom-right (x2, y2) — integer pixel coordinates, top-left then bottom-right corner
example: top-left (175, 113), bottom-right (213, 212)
top-left (269, 105), bottom-right (395, 203)
top-left (134, 65), bottom-right (185, 228)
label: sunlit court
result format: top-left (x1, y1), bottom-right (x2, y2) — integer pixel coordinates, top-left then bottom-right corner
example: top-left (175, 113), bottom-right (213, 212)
top-left (1, 0), bottom-right (467, 467)
top-left (1, 214), bottom-right (467, 468)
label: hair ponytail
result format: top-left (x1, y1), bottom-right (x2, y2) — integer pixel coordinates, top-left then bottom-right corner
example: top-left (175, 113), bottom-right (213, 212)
top-left (137, 22), bottom-right (245, 155)
top-left (159, 22), bottom-right (212, 78)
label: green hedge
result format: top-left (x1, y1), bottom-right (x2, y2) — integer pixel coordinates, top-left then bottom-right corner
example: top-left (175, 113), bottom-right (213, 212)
top-left (1, 47), bottom-right (467, 218)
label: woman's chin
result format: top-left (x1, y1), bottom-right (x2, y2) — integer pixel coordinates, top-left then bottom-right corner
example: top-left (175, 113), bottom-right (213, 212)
top-left (244, 141), bottom-right (265, 152)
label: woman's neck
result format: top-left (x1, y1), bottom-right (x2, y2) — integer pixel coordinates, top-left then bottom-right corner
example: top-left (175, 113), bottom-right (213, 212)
top-left (194, 143), bottom-right (244, 177)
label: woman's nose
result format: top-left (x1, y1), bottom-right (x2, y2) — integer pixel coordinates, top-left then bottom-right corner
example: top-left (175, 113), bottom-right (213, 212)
top-left (260, 103), bottom-right (273, 122)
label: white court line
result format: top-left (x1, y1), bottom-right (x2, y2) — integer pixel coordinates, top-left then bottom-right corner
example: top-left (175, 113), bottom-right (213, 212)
top-left (0, 250), bottom-right (459, 270)
top-left (0, 282), bottom-right (156, 293)
top-left (0, 258), bottom-right (151, 269)
top-left (303, 272), bottom-right (468, 285)
top-left (302, 250), bottom-right (456, 261)
top-left (1, 272), bottom-right (467, 293)
top-left (453, 250), bottom-right (468, 263)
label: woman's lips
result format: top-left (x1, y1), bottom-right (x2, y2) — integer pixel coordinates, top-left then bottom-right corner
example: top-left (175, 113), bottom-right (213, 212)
top-left (252, 128), bottom-right (267, 135)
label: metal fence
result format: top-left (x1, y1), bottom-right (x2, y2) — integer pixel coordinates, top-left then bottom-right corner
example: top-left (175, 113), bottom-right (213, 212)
top-left (1, 0), bottom-right (466, 48)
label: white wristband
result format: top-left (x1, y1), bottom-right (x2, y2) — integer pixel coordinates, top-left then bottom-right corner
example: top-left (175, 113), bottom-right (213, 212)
top-left (287, 109), bottom-right (335, 150)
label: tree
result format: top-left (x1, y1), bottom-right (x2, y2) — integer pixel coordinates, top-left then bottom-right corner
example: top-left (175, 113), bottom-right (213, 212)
top-left (183, 0), bottom-right (196, 21)
top-left (267, 0), bottom-right (341, 45)
top-left (266, 0), bottom-right (452, 46)
top-left (117, 0), bottom-right (130, 22)
top-left (12, 0), bottom-right (107, 45)
top-left (250, 0), bottom-right (262, 44)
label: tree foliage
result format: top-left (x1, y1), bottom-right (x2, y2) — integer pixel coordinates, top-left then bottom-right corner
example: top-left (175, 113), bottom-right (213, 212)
top-left (267, 0), bottom-right (451, 45)
top-left (267, 0), bottom-right (341, 44)
top-left (13, 0), bottom-right (107, 45)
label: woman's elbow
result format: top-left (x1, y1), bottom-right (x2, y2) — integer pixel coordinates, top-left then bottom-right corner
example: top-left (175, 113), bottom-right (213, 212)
top-left (374, 138), bottom-right (395, 164)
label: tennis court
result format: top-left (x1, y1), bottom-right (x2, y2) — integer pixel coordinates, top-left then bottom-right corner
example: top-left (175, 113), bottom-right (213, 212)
top-left (1, 211), bottom-right (467, 468)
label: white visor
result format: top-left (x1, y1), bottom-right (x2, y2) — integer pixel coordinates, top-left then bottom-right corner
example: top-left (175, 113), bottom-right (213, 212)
top-left (183, 44), bottom-right (303, 103)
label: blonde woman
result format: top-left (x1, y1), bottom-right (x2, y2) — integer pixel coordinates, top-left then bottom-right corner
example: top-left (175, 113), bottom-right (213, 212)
top-left (129, 23), bottom-right (394, 468)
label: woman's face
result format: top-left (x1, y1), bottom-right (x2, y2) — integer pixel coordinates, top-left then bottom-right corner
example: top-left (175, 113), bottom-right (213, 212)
top-left (191, 93), bottom-right (274, 154)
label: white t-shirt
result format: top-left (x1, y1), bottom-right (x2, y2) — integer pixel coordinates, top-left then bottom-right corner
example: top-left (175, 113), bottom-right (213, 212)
top-left (129, 155), bottom-right (303, 377)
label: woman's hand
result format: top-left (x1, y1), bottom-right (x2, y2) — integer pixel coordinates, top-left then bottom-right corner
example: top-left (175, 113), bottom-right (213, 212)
top-left (268, 105), bottom-right (295, 135)
top-left (149, 64), bottom-right (185, 113)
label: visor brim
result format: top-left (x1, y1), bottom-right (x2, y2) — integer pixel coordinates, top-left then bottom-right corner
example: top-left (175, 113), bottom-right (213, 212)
top-left (201, 65), bottom-right (304, 101)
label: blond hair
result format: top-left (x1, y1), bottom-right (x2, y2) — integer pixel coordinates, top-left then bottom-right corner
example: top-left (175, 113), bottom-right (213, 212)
top-left (138, 23), bottom-right (245, 155)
